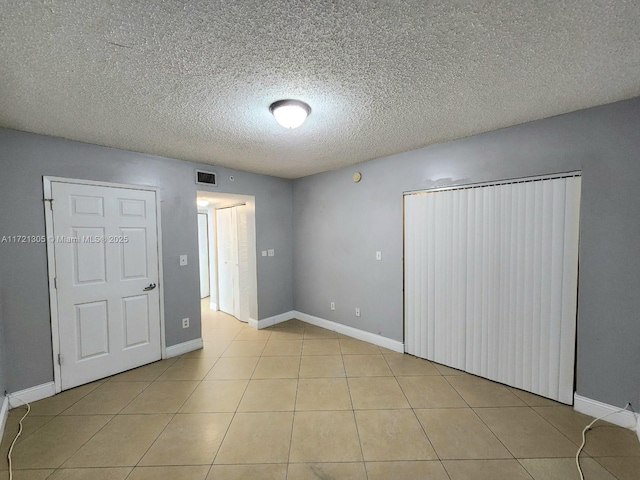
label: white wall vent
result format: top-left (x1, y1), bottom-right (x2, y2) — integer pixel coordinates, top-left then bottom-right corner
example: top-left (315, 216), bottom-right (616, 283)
top-left (196, 170), bottom-right (217, 186)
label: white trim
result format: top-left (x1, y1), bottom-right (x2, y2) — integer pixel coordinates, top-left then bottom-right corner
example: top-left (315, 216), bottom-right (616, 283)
top-left (8, 382), bottom-right (56, 408)
top-left (249, 310), bottom-right (405, 352)
top-left (165, 338), bottom-right (204, 358)
top-left (209, 301), bottom-right (218, 311)
top-left (155, 188), bottom-right (167, 360)
top-left (250, 311), bottom-right (295, 330)
top-left (293, 311), bottom-right (404, 353)
top-left (0, 396), bottom-right (9, 444)
top-left (42, 177), bottom-right (62, 394)
top-left (43, 176), bottom-right (166, 390)
top-left (403, 171), bottom-right (582, 195)
top-left (42, 176), bottom-right (161, 192)
top-left (574, 393), bottom-right (639, 430)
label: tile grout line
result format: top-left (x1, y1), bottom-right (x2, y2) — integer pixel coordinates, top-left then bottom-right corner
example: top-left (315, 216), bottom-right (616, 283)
top-left (343, 349), bottom-right (370, 480)
top-left (380, 352), bottom-right (448, 471)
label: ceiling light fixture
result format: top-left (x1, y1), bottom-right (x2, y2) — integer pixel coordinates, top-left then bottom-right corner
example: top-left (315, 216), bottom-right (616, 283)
top-left (197, 199), bottom-right (209, 207)
top-left (269, 99), bottom-right (311, 129)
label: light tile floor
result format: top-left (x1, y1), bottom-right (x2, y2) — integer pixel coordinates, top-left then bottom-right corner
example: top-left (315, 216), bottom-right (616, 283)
top-left (1, 300), bottom-right (639, 479)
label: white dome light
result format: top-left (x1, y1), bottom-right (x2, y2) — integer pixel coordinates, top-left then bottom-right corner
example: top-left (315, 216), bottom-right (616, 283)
top-left (269, 99), bottom-right (311, 129)
top-left (197, 199), bottom-right (209, 207)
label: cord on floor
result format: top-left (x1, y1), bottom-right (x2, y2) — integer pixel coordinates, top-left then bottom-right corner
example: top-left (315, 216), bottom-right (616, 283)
top-left (6, 395), bottom-right (31, 480)
top-left (575, 402), bottom-right (631, 480)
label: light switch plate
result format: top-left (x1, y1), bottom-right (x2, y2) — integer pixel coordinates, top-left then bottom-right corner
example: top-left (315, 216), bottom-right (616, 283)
top-left (376, 251), bottom-right (382, 260)
top-left (268, 249), bottom-right (275, 257)
top-left (179, 255), bottom-right (188, 266)
top-left (262, 250), bottom-right (267, 257)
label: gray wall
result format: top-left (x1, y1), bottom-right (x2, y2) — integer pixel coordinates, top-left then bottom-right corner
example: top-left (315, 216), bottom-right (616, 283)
top-left (0, 271), bottom-right (6, 397)
top-left (0, 129), bottom-right (293, 392)
top-left (293, 97), bottom-right (640, 409)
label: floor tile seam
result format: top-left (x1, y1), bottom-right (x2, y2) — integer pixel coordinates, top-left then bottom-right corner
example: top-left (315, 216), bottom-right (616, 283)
top-left (102, 378), bottom-right (158, 416)
top-left (285, 374), bottom-right (301, 477)
top-left (590, 456), bottom-right (633, 480)
top-left (435, 459), bottom-right (456, 480)
top-left (54, 380), bottom-right (107, 416)
top-left (469, 405), bottom-right (551, 461)
top-left (527, 403), bottom-right (588, 451)
top-left (172, 372), bottom-right (210, 416)
top-left (43, 412), bottom-right (118, 470)
top-left (123, 377), bottom-right (208, 465)
top-left (440, 374), bottom-right (473, 409)
top-left (209, 381), bottom-right (250, 466)
top-left (342, 362), bottom-right (367, 469)
top-left (405, 400), bottom-right (442, 463)
top-left (1, 409), bottom-right (55, 447)
top-left (349, 405), bottom-right (368, 470)
top-left (208, 353), bottom-right (260, 465)
top-left (517, 454), bottom-right (627, 479)
top-left (443, 459), bottom-right (532, 480)
top-left (125, 411), bottom-right (179, 471)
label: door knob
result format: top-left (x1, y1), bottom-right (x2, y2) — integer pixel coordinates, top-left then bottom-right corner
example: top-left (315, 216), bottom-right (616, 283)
top-left (144, 283), bottom-right (157, 291)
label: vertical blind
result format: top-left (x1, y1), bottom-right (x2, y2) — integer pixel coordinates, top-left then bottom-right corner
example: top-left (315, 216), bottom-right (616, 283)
top-left (404, 174), bottom-right (581, 404)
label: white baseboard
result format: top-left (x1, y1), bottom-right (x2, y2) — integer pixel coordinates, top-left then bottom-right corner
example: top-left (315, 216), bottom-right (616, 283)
top-left (0, 396), bottom-right (9, 445)
top-left (165, 338), bottom-right (204, 358)
top-left (250, 311), bottom-right (295, 330)
top-left (574, 394), bottom-right (639, 430)
top-left (8, 382), bottom-right (56, 408)
top-left (293, 311), bottom-right (404, 353)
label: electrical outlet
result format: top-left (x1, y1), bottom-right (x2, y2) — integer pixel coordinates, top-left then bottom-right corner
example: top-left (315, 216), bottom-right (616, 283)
top-left (330, 302), bottom-right (335, 311)
top-left (182, 317), bottom-right (189, 329)
top-left (355, 307), bottom-right (361, 317)
top-left (179, 255), bottom-right (188, 266)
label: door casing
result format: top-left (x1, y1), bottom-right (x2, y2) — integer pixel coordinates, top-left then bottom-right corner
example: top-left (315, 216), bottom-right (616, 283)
top-left (43, 176), bottom-right (167, 394)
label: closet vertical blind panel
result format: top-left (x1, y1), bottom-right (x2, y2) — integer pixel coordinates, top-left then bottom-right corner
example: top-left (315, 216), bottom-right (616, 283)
top-left (404, 175), bottom-right (581, 404)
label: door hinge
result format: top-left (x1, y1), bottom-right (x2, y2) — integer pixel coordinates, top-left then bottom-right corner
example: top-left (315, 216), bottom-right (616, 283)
top-left (54, 277), bottom-right (57, 289)
top-left (57, 354), bottom-right (62, 365)
top-left (44, 198), bottom-right (54, 210)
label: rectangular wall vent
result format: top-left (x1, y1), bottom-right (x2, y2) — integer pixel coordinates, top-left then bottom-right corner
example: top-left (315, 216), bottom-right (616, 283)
top-left (196, 170), bottom-right (217, 186)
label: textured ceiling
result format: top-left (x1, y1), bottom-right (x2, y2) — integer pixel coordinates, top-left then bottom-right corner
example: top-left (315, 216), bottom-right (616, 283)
top-left (1, 1), bottom-right (639, 179)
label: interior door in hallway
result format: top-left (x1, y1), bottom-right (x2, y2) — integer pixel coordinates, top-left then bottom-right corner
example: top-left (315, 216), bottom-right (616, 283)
top-left (216, 205), bottom-right (249, 322)
top-left (51, 181), bottom-right (162, 390)
top-left (198, 212), bottom-right (210, 298)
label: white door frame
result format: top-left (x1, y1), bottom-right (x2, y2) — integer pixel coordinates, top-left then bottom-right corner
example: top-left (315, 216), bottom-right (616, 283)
top-left (43, 176), bottom-right (166, 394)
top-left (197, 192), bottom-right (258, 325)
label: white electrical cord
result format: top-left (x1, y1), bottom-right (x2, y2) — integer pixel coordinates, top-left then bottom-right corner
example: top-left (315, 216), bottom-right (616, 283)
top-left (6, 396), bottom-right (31, 480)
top-left (575, 402), bottom-right (631, 480)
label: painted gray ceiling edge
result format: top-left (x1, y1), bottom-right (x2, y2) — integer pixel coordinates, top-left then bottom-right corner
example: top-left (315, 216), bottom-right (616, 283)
top-left (1, 1), bottom-right (639, 179)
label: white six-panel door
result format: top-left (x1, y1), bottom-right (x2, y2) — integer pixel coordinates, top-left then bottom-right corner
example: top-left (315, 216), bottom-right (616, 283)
top-left (51, 181), bottom-right (161, 390)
